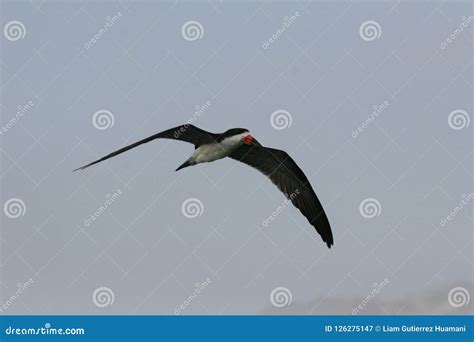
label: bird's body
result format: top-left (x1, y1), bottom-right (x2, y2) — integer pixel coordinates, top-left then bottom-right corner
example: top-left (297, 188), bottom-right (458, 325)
top-left (74, 125), bottom-right (334, 248)
top-left (191, 131), bottom-right (249, 164)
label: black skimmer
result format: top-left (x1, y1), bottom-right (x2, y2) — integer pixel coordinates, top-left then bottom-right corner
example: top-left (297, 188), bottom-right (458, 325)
top-left (74, 125), bottom-right (333, 248)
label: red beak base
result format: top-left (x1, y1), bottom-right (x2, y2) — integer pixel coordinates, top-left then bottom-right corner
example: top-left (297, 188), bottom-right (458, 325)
top-left (243, 134), bottom-right (253, 145)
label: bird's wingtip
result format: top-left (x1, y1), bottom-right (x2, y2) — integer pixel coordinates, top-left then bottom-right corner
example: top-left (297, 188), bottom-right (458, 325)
top-left (324, 235), bottom-right (334, 249)
top-left (72, 165), bottom-right (86, 172)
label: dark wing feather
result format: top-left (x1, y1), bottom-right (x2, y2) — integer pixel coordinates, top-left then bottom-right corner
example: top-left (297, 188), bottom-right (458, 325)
top-left (229, 144), bottom-right (333, 248)
top-left (73, 125), bottom-right (216, 171)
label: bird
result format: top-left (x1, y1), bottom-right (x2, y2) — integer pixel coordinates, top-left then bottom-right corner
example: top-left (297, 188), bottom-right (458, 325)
top-left (74, 125), bottom-right (333, 248)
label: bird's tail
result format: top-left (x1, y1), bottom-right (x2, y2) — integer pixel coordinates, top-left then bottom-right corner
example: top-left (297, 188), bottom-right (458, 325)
top-left (175, 159), bottom-right (194, 171)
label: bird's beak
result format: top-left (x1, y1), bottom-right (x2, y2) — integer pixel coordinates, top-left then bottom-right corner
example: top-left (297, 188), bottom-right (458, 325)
top-left (243, 134), bottom-right (254, 145)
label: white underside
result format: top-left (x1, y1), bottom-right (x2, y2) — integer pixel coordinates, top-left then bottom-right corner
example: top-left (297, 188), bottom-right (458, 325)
top-left (190, 132), bottom-right (248, 164)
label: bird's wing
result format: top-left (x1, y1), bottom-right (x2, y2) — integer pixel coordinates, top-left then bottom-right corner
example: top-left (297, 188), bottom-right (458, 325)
top-left (229, 144), bottom-right (333, 248)
top-left (73, 125), bottom-right (216, 171)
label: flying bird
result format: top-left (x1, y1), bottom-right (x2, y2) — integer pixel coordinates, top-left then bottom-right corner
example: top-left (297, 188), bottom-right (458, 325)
top-left (74, 125), bottom-right (333, 248)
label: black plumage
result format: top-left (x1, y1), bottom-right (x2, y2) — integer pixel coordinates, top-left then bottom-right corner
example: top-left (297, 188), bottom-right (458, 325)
top-left (74, 124), bottom-right (333, 248)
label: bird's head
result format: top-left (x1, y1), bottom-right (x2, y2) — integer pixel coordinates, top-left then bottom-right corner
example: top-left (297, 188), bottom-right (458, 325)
top-left (223, 128), bottom-right (254, 145)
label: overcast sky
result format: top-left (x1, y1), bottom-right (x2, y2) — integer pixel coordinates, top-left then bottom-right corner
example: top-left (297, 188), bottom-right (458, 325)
top-left (0, 0), bottom-right (472, 315)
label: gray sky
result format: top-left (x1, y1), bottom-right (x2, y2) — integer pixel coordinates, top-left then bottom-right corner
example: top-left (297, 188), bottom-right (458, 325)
top-left (0, 0), bottom-right (472, 315)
